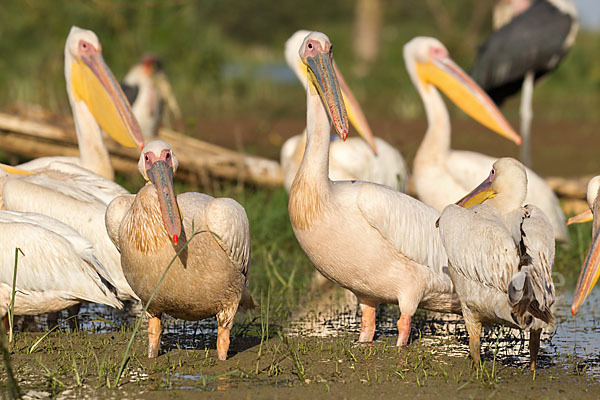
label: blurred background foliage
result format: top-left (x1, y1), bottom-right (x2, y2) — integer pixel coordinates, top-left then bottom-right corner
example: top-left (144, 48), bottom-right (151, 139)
top-left (1, 0), bottom-right (599, 125)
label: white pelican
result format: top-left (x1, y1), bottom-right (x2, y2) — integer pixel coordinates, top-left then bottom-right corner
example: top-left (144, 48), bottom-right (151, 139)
top-left (405, 37), bottom-right (568, 242)
top-left (437, 158), bottom-right (555, 369)
top-left (17, 26), bottom-right (144, 180)
top-left (121, 54), bottom-right (182, 142)
top-left (281, 30), bottom-right (408, 192)
top-left (0, 165), bottom-right (138, 300)
top-left (568, 176), bottom-right (600, 315)
top-left (105, 140), bottom-right (257, 359)
top-left (0, 210), bottom-right (122, 328)
top-left (288, 31), bottom-right (461, 346)
top-left (471, 0), bottom-right (578, 167)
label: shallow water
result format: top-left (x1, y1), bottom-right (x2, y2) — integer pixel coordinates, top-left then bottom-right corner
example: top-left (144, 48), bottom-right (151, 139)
top-left (27, 287), bottom-right (600, 378)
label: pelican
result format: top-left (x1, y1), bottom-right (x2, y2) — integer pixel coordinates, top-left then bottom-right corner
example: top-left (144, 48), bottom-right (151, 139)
top-left (471, 0), bottom-right (578, 167)
top-left (106, 140), bottom-right (257, 359)
top-left (437, 158), bottom-right (555, 369)
top-left (121, 54), bottom-right (182, 142)
top-left (288, 31), bottom-right (461, 346)
top-left (0, 164), bottom-right (138, 301)
top-left (568, 176), bottom-right (600, 315)
top-left (405, 37), bottom-right (568, 242)
top-left (281, 30), bottom-right (408, 192)
top-left (17, 26), bottom-right (144, 180)
top-left (0, 210), bottom-right (122, 328)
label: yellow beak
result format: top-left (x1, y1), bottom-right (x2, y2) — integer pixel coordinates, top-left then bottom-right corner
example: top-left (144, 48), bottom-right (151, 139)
top-left (572, 225), bottom-right (600, 315)
top-left (456, 171), bottom-right (496, 208)
top-left (70, 51), bottom-right (144, 149)
top-left (417, 57), bottom-right (521, 146)
top-left (0, 163), bottom-right (35, 175)
top-left (566, 209), bottom-right (593, 225)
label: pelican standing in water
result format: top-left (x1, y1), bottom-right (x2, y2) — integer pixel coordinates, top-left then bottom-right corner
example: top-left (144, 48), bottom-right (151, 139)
top-left (0, 210), bottom-right (122, 328)
top-left (567, 176), bottom-right (600, 315)
top-left (405, 37), bottom-right (568, 242)
top-left (281, 30), bottom-right (408, 192)
top-left (106, 140), bottom-right (257, 359)
top-left (437, 158), bottom-right (555, 369)
top-left (288, 31), bottom-right (463, 346)
top-left (17, 26), bottom-right (144, 180)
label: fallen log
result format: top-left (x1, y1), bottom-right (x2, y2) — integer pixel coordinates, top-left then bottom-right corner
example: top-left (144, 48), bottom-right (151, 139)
top-left (0, 111), bottom-right (284, 187)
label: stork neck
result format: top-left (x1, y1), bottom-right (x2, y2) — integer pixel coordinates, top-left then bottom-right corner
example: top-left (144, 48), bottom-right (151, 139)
top-left (415, 80), bottom-right (451, 160)
top-left (71, 100), bottom-right (115, 180)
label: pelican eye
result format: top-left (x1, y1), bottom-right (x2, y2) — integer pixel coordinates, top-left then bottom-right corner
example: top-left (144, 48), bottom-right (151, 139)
top-left (308, 43), bottom-right (313, 49)
top-left (165, 153), bottom-right (170, 159)
top-left (145, 154), bottom-right (149, 161)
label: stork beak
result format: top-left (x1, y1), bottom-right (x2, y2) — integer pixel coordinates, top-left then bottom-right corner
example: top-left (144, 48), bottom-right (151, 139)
top-left (571, 226), bottom-right (600, 315)
top-left (456, 171), bottom-right (496, 208)
top-left (566, 209), bottom-right (593, 225)
top-left (0, 164), bottom-right (35, 175)
top-left (70, 49), bottom-right (144, 149)
top-left (146, 159), bottom-right (181, 244)
top-left (416, 57), bottom-right (521, 146)
top-left (304, 51), bottom-right (349, 140)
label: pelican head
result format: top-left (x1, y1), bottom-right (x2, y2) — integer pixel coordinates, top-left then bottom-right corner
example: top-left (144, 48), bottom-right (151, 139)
top-left (138, 140), bottom-right (181, 244)
top-left (457, 157), bottom-right (527, 211)
top-left (572, 175), bottom-right (600, 315)
top-left (286, 30), bottom-right (376, 153)
top-left (66, 26), bottom-right (144, 149)
top-left (298, 32), bottom-right (349, 141)
top-left (567, 176), bottom-right (600, 225)
top-left (403, 37), bottom-right (521, 145)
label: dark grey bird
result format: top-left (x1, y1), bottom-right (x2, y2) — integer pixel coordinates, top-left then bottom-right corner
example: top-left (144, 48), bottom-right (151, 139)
top-left (470, 0), bottom-right (578, 167)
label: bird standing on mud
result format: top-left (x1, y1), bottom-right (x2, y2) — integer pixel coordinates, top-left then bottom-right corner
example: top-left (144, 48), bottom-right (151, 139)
top-left (437, 157), bottom-right (555, 369)
top-left (106, 140), bottom-right (257, 360)
top-left (288, 31), bottom-right (462, 347)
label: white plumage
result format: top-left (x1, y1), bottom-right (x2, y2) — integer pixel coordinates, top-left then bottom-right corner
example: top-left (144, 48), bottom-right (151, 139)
top-left (405, 37), bottom-right (568, 242)
top-left (437, 157), bottom-right (555, 369)
top-left (0, 210), bottom-right (121, 320)
top-left (288, 32), bottom-right (460, 347)
top-left (281, 30), bottom-right (408, 192)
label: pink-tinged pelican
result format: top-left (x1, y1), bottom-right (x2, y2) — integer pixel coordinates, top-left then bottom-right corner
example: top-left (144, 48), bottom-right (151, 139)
top-left (105, 140), bottom-right (257, 359)
top-left (121, 54), bottom-right (182, 142)
top-left (17, 26), bottom-right (144, 180)
top-left (437, 158), bottom-right (555, 369)
top-left (569, 176), bottom-right (600, 315)
top-left (281, 30), bottom-right (408, 192)
top-left (0, 210), bottom-right (122, 328)
top-left (288, 32), bottom-right (460, 346)
top-left (405, 37), bottom-right (568, 242)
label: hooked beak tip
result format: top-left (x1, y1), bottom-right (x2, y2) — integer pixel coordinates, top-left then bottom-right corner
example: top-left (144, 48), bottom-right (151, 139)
top-left (141, 143), bottom-right (145, 150)
top-left (571, 306), bottom-right (578, 315)
top-left (342, 131), bottom-right (348, 141)
top-left (173, 234), bottom-right (179, 244)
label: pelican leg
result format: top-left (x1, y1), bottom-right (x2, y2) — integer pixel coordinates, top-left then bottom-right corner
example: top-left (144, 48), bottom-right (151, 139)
top-left (396, 314), bottom-right (412, 346)
top-left (66, 304), bottom-right (81, 331)
top-left (529, 328), bottom-right (542, 371)
top-left (47, 312), bottom-right (59, 330)
top-left (217, 324), bottom-right (232, 361)
top-left (464, 310), bottom-right (482, 368)
top-left (147, 313), bottom-right (162, 358)
top-left (520, 70), bottom-right (535, 168)
top-left (358, 299), bottom-right (377, 342)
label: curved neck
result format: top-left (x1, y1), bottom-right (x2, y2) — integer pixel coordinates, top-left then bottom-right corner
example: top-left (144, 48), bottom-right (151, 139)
top-left (411, 66), bottom-right (451, 161)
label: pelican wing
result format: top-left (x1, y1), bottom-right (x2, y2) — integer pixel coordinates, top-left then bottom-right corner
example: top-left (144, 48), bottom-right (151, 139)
top-left (438, 204), bottom-right (519, 292)
top-left (0, 211), bottom-right (121, 308)
top-left (356, 183), bottom-right (448, 275)
top-left (505, 205), bottom-right (555, 319)
top-left (105, 194), bottom-right (136, 252)
top-left (205, 197), bottom-right (251, 276)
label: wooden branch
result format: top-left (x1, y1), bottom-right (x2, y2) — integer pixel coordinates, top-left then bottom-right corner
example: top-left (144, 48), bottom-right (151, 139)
top-left (0, 111), bottom-right (284, 187)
